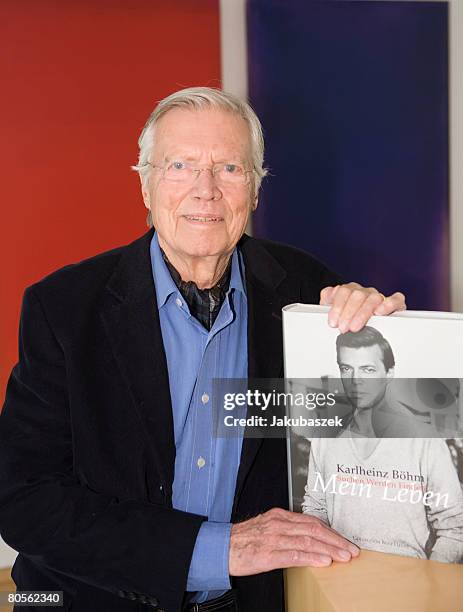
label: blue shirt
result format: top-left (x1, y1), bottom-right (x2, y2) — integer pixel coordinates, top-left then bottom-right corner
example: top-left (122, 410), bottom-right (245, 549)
top-left (150, 232), bottom-right (247, 602)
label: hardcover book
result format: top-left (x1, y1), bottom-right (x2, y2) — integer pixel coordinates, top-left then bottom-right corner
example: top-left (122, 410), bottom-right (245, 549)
top-left (282, 304), bottom-right (463, 563)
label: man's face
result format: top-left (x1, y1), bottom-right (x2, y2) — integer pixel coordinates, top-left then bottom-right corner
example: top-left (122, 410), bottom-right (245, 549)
top-left (141, 107), bottom-right (256, 264)
top-left (337, 345), bottom-right (393, 411)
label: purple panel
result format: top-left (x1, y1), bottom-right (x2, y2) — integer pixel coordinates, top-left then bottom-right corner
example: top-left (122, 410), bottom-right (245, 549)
top-left (248, 0), bottom-right (449, 310)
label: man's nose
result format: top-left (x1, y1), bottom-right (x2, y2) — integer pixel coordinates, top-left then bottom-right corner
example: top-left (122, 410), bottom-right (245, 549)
top-left (191, 168), bottom-right (221, 200)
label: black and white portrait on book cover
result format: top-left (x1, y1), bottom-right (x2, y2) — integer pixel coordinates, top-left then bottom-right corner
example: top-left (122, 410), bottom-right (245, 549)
top-left (283, 305), bottom-right (463, 563)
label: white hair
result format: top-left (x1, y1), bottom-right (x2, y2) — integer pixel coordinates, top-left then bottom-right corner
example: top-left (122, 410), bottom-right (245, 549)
top-left (131, 87), bottom-right (268, 225)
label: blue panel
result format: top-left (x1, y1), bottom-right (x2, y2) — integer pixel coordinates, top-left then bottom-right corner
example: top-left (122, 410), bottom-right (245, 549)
top-left (248, 0), bottom-right (449, 310)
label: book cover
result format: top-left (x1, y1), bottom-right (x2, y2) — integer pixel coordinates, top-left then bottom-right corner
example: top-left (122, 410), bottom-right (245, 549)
top-left (283, 305), bottom-right (463, 563)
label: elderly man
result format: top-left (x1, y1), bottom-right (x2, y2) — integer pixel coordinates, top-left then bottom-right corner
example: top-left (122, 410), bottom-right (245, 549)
top-left (0, 88), bottom-right (405, 612)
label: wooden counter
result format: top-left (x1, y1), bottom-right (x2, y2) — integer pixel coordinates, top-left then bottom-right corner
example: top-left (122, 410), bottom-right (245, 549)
top-left (285, 550), bottom-right (463, 612)
top-left (0, 567), bottom-right (13, 612)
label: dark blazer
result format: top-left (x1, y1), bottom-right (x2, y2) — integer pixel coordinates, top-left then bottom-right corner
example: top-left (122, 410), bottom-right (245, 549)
top-left (0, 230), bottom-right (341, 612)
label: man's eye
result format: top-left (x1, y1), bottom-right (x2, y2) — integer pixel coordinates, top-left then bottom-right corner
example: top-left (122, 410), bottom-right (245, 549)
top-left (224, 164), bottom-right (240, 174)
top-left (171, 161), bottom-right (186, 171)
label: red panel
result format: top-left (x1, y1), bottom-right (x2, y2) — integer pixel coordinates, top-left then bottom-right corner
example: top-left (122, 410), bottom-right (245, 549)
top-left (0, 0), bottom-right (221, 400)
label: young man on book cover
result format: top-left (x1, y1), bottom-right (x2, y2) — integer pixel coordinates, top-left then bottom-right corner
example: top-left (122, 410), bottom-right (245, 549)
top-left (302, 326), bottom-right (463, 563)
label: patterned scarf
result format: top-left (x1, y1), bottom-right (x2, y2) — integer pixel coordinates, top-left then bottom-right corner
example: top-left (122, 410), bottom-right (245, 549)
top-left (161, 249), bottom-right (231, 331)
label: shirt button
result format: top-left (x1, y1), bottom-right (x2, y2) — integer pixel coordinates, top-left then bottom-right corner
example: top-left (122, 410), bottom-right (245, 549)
top-left (175, 298), bottom-right (182, 307)
top-left (197, 457), bottom-right (206, 469)
top-left (201, 393), bottom-right (210, 404)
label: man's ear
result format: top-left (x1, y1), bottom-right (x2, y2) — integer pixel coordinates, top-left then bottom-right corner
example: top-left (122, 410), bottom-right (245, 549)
top-left (140, 175), bottom-right (151, 210)
top-left (251, 194), bottom-right (259, 212)
top-left (386, 367), bottom-right (395, 383)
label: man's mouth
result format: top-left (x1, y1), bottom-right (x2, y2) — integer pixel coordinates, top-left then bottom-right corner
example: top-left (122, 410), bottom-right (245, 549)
top-left (349, 393), bottom-right (368, 400)
top-left (183, 215), bottom-right (223, 223)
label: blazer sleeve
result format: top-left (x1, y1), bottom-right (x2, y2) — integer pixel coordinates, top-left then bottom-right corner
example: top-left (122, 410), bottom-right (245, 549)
top-left (300, 259), bottom-right (345, 304)
top-left (0, 286), bottom-right (205, 612)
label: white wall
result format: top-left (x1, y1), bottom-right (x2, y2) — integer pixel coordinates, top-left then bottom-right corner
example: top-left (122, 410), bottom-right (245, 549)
top-left (0, 537), bottom-right (16, 569)
top-left (450, 0), bottom-right (463, 311)
top-left (219, 0), bottom-right (248, 101)
top-left (219, 0), bottom-right (252, 234)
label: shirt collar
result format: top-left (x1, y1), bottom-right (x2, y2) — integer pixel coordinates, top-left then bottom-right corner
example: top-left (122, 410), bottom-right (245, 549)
top-left (149, 231), bottom-right (246, 310)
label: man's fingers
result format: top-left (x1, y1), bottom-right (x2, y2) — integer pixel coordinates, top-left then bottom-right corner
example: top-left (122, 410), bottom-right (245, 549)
top-left (320, 285), bottom-right (337, 306)
top-left (335, 290), bottom-right (375, 333)
top-left (326, 285), bottom-right (357, 328)
top-left (252, 509), bottom-right (359, 555)
top-left (347, 291), bottom-right (385, 332)
top-left (269, 549), bottom-right (332, 570)
top-left (268, 534), bottom-right (354, 563)
top-left (286, 517), bottom-right (359, 555)
top-left (284, 512), bottom-right (353, 541)
top-left (374, 291), bottom-right (406, 315)
top-left (262, 508), bottom-right (359, 548)
top-left (320, 282), bottom-right (407, 332)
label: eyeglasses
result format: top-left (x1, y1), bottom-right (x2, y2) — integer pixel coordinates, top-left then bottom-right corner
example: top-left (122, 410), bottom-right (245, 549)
top-left (144, 160), bottom-right (254, 186)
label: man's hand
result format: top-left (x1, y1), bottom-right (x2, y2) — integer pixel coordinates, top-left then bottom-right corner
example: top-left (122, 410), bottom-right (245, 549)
top-left (320, 282), bottom-right (406, 333)
top-left (229, 508), bottom-right (359, 575)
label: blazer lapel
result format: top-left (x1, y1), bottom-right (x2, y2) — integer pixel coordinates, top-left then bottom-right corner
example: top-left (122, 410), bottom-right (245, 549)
top-left (100, 230), bottom-right (176, 499)
top-left (233, 236), bottom-right (288, 508)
